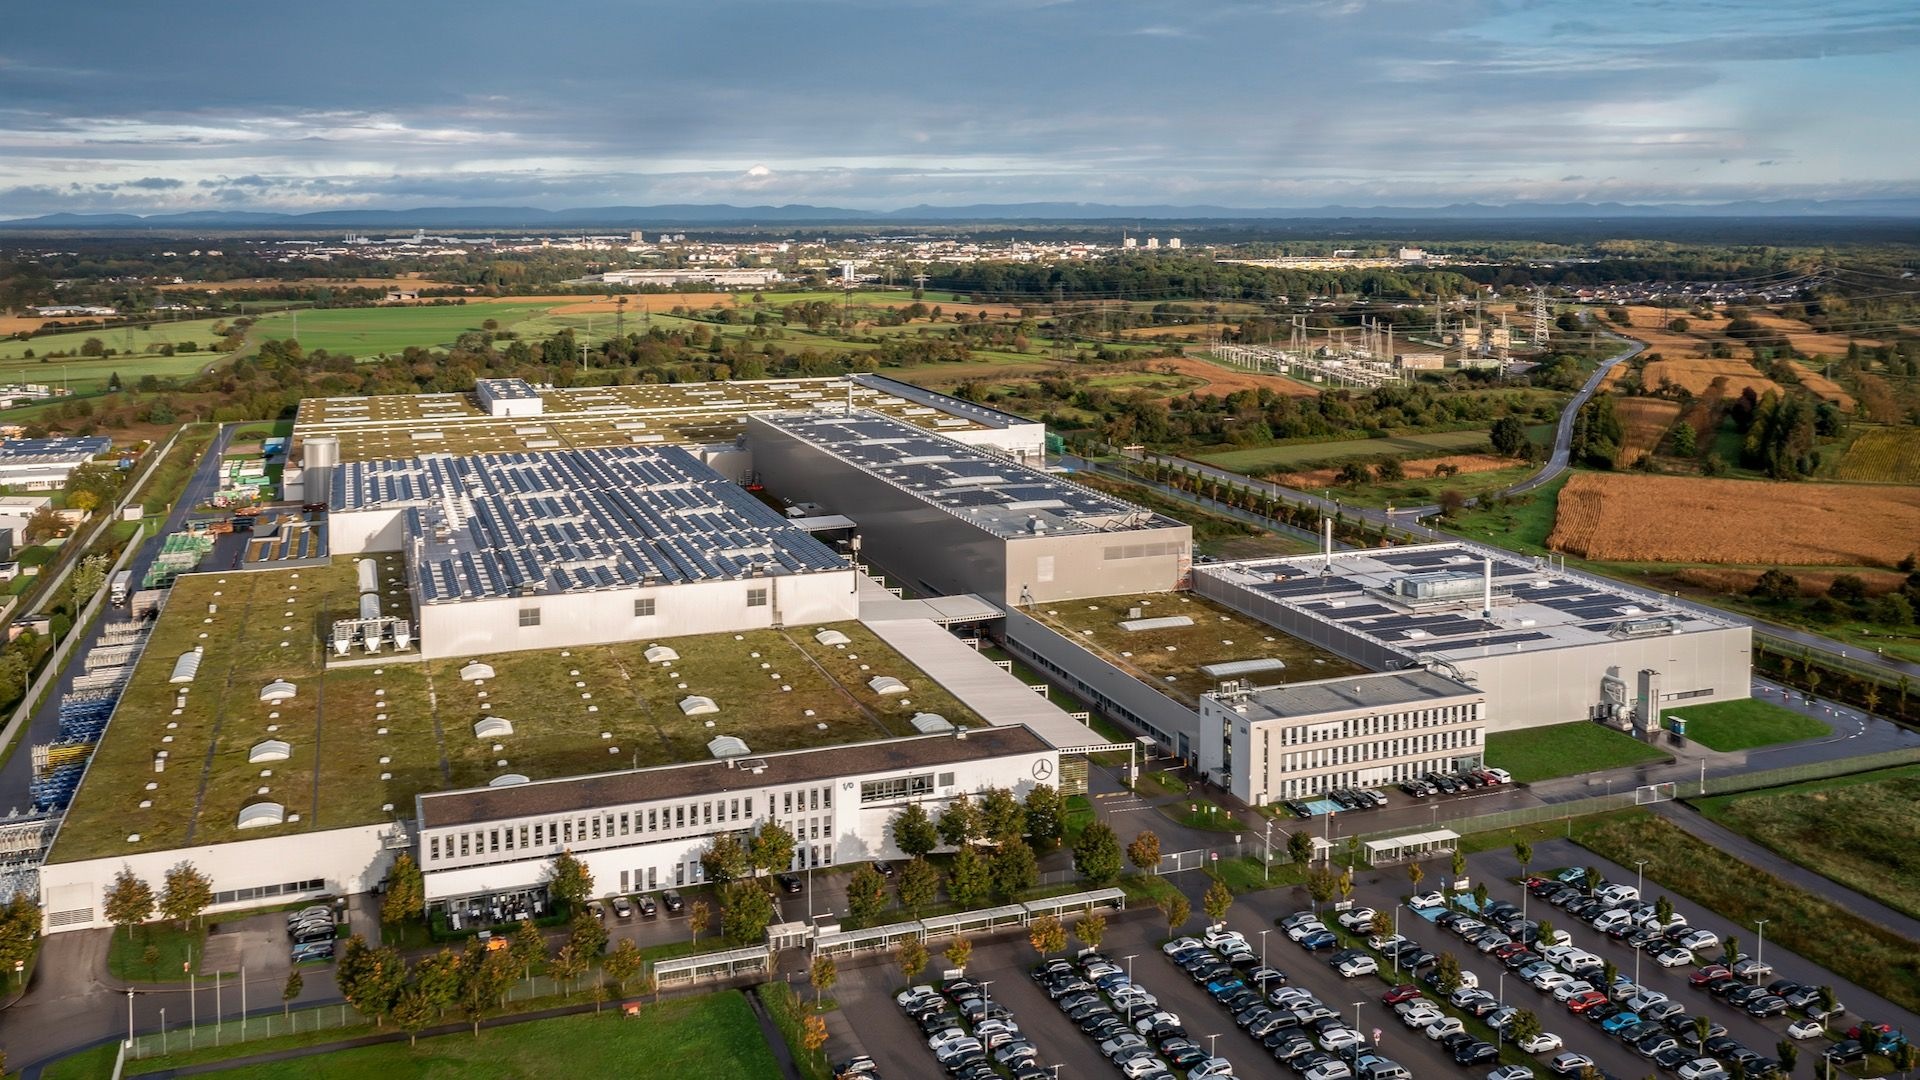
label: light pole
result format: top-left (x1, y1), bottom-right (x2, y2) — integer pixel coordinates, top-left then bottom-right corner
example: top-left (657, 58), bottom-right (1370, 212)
top-left (161, 1007), bottom-right (167, 1056)
top-left (1259, 931), bottom-right (1272, 993)
top-left (126, 987), bottom-right (135, 1047)
top-left (1208, 1033), bottom-right (1221, 1058)
top-left (1754, 920), bottom-right (1768, 980)
top-left (1634, 859), bottom-right (1648, 899)
top-left (1122, 955), bottom-right (1139, 1023)
top-left (1498, 972), bottom-right (1505, 1010)
top-left (1265, 818), bottom-right (1274, 882)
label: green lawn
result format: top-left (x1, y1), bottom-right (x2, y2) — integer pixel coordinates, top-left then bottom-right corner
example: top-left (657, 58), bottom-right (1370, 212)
top-left (244, 303), bottom-right (565, 356)
top-left (107, 922), bottom-right (207, 983)
top-left (0, 316), bottom-right (231, 360)
top-left (1197, 429), bottom-right (1500, 474)
top-left (1439, 471), bottom-right (1570, 556)
top-left (1484, 721), bottom-right (1671, 784)
top-left (1693, 764), bottom-right (1920, 921)
top-left (0, 349), bottom-right (219, 393)
top-left (1575, 811), bottom-right (1920, 1015)
top-left (42, 1042), bottom-right (122, 1080)
top-left (163, 992), bottom-right (779, 1079)
top-left (1663, 698), bottom-right (1829, 751)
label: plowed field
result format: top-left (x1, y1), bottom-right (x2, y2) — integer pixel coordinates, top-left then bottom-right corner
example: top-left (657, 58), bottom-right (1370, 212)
top-left (1547, 473), bottom-right (1920, 567)
top-left (1787, 361), bottom-right (1856, 409)
top-left (1643, 358), bottom-right (1780, 398)
top-left (1615, 398), bottom-right (1683, 462)
top-left (1275, 453), bottom-right (1513, 488)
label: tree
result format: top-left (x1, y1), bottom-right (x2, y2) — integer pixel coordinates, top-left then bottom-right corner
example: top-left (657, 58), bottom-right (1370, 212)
top-left (335, 937), bottom-right (407, 1028)
top-left (1077, 913), bottom-right (1107, 952)
top-left (810, 954), bottom-right (837, 1006)
top-left (1203, 877), bottom-right (1234, 925)
top-left (1538, 918), bottom-right (1556, 945)
top-left (510, 920), bottom-right (544, 980)
top-left (1307, 867), bottom-right (1337, 910)
top-left (546, 851), bottom-right (594, 910)
top-left (1408, 863), bottom-right (1425, 893)
top-left (1434, 952), bottom-right (1464, 994)
top-left (569, 909), bottom-right (608, 957)
top-left (282, 968), bottom-right (303, 1019)
top-left (1514, 842), bottom-right (1533, 882)
top-left (1668, 318), bottom-right (1690, 333)
top-left (391, 985), bottom-right (437, 1047)
top-left (1128, 830), bottom-right (1163, 873)
top-left (898, 857), bottom-right (940, 917)
top-left (1671, 422), bottom-right (1698, 456)
top-left (1452, 849), bottom-right (1468, 882)
top-left (991, 839), bottom-right (1038, 899)
top-left (1288, 830), bottom-right (1315, 868)
top-left (700, 832), bottom-right (752, 885)
top-left (1508, 1008), bottom-right (1541, 1047)
top-left (1751, 568), bottom-right (1799, 603)
top-left (1162, 894), bottom-right (1191, 934)
top-left (1776, 1040), bottom-right (1799, 1077)
top-left (846, 865), bottom-right (889, 924)
top-left (549, 942), bottom-right (588, 993)
top-left (892, 803), bottom-right (939, 858)
top-left (1694, 1015), bottom-right (1713, 1053)
top-left (1654, 896), bottom-right (1673, 928)
top-left (1584, 867), bottom-right (1602, 892)
top-left (1029, 914), bottom-right (1067, 958)
top-left (802, 1014), bottom-right (829, 1067)
top-left (946, 936), bottom-right (973, 973)
top-left (1072, 822), bottom-right (1124, 886)
top-left (1490, 417), bottom-right (1530, 458)
top-left (159, 862), bottom-right (213, 929)
top-left (898, 937), bottom-right (928, 983)
top-left (1369, 909), bottom-right (1392, 937)
top-left (457, 941), bottom-right (513, 1035)
top-left (721, 879), bottom-right (774, 944)
top-left (605, 937), bottom-right (643, 992)
top-left (1024, 784), bottom-right (1064, 850)
top-left (381, 853), bottom-right (425, 926)
top-left (412, 948), bottom-right (463, 1017)
top-left (102, 865), bottom-right (155, 939)
top-left (1602, 959), bottom-right (1619, 992)
top-left (978, 787), bottom-right (1026, 842)
top-left (1888, 1043), bottom-right (1918, 1080)
top-left (750, 820), bottom-right (796, 878)
top-left (1724, 935), bottom-right (1740, 964)
top-left (938, 797), bottom-right (980, 848)
top-left (1472, 883), bottom-right (1489, 912)
top-left (948, 844), bottom-right (991, 908)
top-left (687, 899), bottom-right (710, 945)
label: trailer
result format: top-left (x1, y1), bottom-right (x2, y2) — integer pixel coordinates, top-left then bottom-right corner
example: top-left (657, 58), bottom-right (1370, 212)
top-left (108, 570), bottom-right (132, 606)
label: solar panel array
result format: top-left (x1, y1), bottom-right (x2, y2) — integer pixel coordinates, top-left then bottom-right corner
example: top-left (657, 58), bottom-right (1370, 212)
top-left (0, 435), bottom-right (111, 461)
top-left (334, 445), bottom-right (847, 603)
top-left (760, 412), bottom-right (1181, 538)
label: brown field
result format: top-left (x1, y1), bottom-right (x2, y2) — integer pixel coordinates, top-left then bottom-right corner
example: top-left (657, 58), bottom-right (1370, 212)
top-left (1548, 473), bottom-right (1920, 567)
top-left (1617, 305), bottom-right (1884, 358)
top-left (1674, 566), bottom-right (1911, 598)
top-left (1120, 324), bottom-right (1216, 339)
top-left (1597, 365), bottom-right (1630, 391)
top-left (1615, 397), bottom-right (1684, 462)
top-left (1643, 358), bottom-right (1781, 398)
top-left (1746, 312), bottom-right (1886, 355)
top-left (1159, 355), bottom-right (1318, 397)
top-left (1836, 427), bottom-right (1920, 483)
top-left (0, 315), bottom-right (60, 335)
top-left (1276, 453), bottom-right (1514, 489)
top-left (1787, 361), bottom-right (1856, 409)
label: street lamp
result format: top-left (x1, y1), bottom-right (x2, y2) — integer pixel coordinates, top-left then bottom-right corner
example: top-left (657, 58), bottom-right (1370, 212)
top-left (1258, 931), bottom-right (1272, 992)
top-left (1634, 859), bottom-right (1648, 899)
top-left (1208, 1033), bottom-right (1221, 1058)
top-left (1498, 972), bottom-right (1505, 1010)
top-left (1754, 920), bottom-right (1768, 980)
top-left (126, 987), bottom-right (135, 1047)
top-left (160, 1007), bottom-right (167, 1056)
top-left (1122, 955), bottom-right (1139, 1023)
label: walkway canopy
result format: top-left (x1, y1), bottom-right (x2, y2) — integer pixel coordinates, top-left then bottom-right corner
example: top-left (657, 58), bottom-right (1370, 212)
top-left (1363, 828), bottom-right (1460, 864)
top-left (1020, 888), bottom-right (1126, 920)
top-left (654, 945), bottom-right (771, 985)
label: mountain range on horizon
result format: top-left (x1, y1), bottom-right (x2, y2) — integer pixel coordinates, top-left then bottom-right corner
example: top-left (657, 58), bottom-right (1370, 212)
top-left (6, 196), bottom-right (1920, 231)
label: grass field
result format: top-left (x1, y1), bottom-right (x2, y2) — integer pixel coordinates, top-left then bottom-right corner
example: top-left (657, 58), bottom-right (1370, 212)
top-left (0, 316), bottom-right (231, 360)
top-left (1661, 698), bottom-right (1829, 751)
top-left (44, 1042), bottom-right (121, 1080)
top-left (1693, 765), bottom-right (1920, 920)
top-left (1198, 430), bottom-right (1502, 474)
top-left (1483, 721), bottom-right (1672, 784)
top-left (107, 921), bottom-right (206, 983)
top-left (0, 349), bottom-right (219, 394)
top-left (243, 303), bottom-right (566, 355)
top-left (138, 991), bottom-right (780, 1079)
top-left (1575, 811), bottom-right (1920, 1015)
top-left (1440, 472), bottom-right (1569, 556)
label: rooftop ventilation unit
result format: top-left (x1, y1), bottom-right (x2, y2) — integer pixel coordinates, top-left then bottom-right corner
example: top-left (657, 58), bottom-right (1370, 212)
top-left (867, 676), bottom-right (908, 695)
top-left (679, 695), bottom-right (719, 716)
top-left (236, 802), bottom-right (286, 830)
top-left (707, 735), bottom-right (751, 759)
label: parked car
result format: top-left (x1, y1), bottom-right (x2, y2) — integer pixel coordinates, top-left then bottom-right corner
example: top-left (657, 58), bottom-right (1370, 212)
top-left (1549, 1053), bottom-right (1596, 1076)
top-left (1409, 892), bottom-right (1445, 909)
top-left (611, 896), bottom-right (633, 919)
top-left (1786, 1020), bottom-right (1825, 1040)
top-left (1519, 1033), bottom-right (1564, 1054)
top-left (661, 889), bottom-right (685, 914)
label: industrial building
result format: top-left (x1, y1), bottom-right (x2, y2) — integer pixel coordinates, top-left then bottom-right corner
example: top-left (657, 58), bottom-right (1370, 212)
top-left (0, 436), bottom-right (111, 489)
top-left (747, 411), bottom-right (1192, 605)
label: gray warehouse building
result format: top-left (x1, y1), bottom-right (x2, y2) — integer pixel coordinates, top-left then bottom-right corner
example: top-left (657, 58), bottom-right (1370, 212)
top-left (1193, 544), bottom-right (1752, 733)
top-left (747, 411), bottom-right (1192, 605)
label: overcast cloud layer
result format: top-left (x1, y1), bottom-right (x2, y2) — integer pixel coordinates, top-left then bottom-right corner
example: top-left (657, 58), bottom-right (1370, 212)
top-left (0, 0), bottom-right (1915, 215)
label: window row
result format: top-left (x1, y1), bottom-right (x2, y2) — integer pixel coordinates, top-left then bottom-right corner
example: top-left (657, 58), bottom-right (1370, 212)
top-left (1277, 704), bottom-right (1476, 746)
top-left (424, 784), bottom-right (836, 865)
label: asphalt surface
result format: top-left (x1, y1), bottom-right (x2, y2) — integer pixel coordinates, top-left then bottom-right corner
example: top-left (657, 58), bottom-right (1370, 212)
top-left (0, 424), bottom-right (233, 815)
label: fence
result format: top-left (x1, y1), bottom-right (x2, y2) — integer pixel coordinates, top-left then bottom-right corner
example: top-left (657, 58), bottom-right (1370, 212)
top-left (1699, 746), bottom-right (1920, 797)
top-left (128, 1001), bottom-right (373, 1060)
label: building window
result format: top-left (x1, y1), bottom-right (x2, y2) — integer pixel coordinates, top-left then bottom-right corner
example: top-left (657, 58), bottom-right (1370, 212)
top-left (634, 597), bottom-right (656, 617)
top-left (518, 607), bottom-right (541, 627)
top-left (860, 774), bottom-right (934, 804)
top-left (746, 587), bottom-right (769, 608)
top-left (429, 837), bottom-right (440, 861)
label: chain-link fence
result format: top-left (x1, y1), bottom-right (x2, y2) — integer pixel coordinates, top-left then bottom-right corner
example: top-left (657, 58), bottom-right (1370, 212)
top-left (129, 1000), bottom-right (372, 1060)
top-left (1700, 746), bottom-right (1920, 797)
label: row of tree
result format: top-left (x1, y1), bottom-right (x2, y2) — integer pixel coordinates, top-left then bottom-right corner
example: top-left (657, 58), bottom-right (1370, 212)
top-left (100, 861), bottom-right (215, 937)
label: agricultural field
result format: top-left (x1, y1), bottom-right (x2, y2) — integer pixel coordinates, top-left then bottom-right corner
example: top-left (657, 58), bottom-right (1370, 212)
top-left (1835, 426), bottom-right (1920, 483)
top-left (0, 350), bottom-right (217, 393)
top-left (1197, 429), bottom-right (1502, 474)
top-left (1693, 764), bottom-right (1920, 921)
top-left (1672, 565), bottom-right (1911, 598)
top-left (242, 302), bottom-right (569, 355)
top-left (1612, 397), bottom-right (1683, 462)
top-left (0, 316), bottom-right (231, 361)
top-left (1439, 472), bottom-right (1568, 556)
top-left (1641, 357), bottom-right (1780, 398)
top-left (1547, 473), bottom-right (1920, 567)
top-left (1787, 360), bottom-right (1857, 409)
top-left (1275, 453), bottom-right (1515, 489)
top-left (1616, 305), bottom-right (1885, 358)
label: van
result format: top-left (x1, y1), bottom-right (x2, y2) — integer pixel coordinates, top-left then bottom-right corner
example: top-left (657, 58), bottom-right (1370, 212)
top-left (1360, 1056), bottom-right (1412, 1080)
top-left (1592, 909), bottom-right (1634, 934)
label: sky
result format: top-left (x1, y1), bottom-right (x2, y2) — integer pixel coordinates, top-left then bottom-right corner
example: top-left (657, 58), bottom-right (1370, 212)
top-left (1, 0), bottom-right (1917, 216)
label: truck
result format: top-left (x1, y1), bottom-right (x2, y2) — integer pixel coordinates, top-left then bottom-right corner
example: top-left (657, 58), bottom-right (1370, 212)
top-left (109, 570), bottom-right (132, 606)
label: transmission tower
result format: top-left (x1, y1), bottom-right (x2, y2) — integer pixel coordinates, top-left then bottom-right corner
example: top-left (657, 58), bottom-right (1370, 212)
top-left (1532, 287), bottom-right (1551, 344)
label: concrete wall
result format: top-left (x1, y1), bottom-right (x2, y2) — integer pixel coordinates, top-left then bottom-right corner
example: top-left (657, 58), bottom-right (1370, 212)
top-left (1457, 625), bottom-right (1752, 732)
top-left (327, 508), bottom-right (410, 554)
top-left (40, 822), bottom-right (399, 933)
top-left (415, 570), bottom-right (858, 660)
top-left (1003, 526), bottom-right (1189, 605)
top-left (1002, 608), bottom-right (1200, 757)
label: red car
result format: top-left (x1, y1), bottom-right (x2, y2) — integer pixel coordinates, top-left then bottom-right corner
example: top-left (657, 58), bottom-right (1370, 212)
top-left (1566, 991), bottom-right (1610, 1014)
top-left (1689, 965), bottom-right (1730, 988)
top-left (1381, 984), bottom-right (1423, 1004)
top-left (1492, 943), bottom-right (1531, 961)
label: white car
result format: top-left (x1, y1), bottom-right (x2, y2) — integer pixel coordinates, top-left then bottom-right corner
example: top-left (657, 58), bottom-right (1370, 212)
top-left (1489, 1068), bottom-right (1534, 1080)
top-left (1192, 1058), bottom-right (1237, 1080)
top-left (1548, 1053), bottom-right (1595, 1076)
top-left (1401, 1006), bottom-right (1446, 1029)
top-left (1369, 933), bottom-right (1408, 952)
top-left (1425, 1018), bottom-right (1466, 1041)
top-left (1532, 971), bottom-right (1574, 992)
top-left (1457, 969), bottom-right (1481, 990)
top-left (896, 985), bottom-right (938, 1008)
top-left (1626, 990), bottom-right (1669, 1013)
top-left (1336, 955), bottom-right (1379, 978)
top-left (1409, 891), bottom-right (1445, 909)
top-left (1678, 1059), bottom-right (1729, 1080)
top-left (1654, 948), bottom-right (1694, 968)
top-left (1321, 1027), bottom-right (1366, 1052)
top-left (1338, 907), bottom-right (1378, 931)
top-left (1204, 927), bottom-right (1248, 950)
top-left (1675, 929), bottom-right (1719, 951)
top-left (928, 1028), bottom-right (971, 1053)
top-left (1393, 996), bottom-right (1436, 1017)
top-left (1132, 1010), bottom-right (1179, 1035)
top-left (1305, 1063), bottom-right (1354, 1080)
top-left (1538, 944), bottom-right (1576, 965)
top-left (1485, 767), bottom-right (1513, 784)
top-left (1121, 1056), bottom-right (1171, 1080)
top-left (1519, 1033), bottom-right (1564, 1054)
top-left (1287, 920), bottom-right (1331, 941)
top-left (1551, 980), bottom-right (1595, 1003)
top-left (1162, 936), bottom-right (1205, 956)
top-left (1099, 1033), bottom-right (1148, 1060)
top-left (1786, 1020), bottom-right (1825, 1040)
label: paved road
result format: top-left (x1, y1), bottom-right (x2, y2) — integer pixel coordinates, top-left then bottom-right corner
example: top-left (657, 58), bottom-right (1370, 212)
top-left (0, 424), bottom-right (232, 815)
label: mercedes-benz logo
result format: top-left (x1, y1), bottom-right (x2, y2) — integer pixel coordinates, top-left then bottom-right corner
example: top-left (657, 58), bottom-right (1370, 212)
top-left (1032, 759), bottom-right (1055, 781)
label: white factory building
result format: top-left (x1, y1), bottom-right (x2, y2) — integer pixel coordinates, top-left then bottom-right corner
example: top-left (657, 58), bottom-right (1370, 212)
top-left (415, 726), bottom-right (1056, 904)
top-left (0, 436), bottom-right (111, 490)
top-left (326, 444), bottom-right (858, 659)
